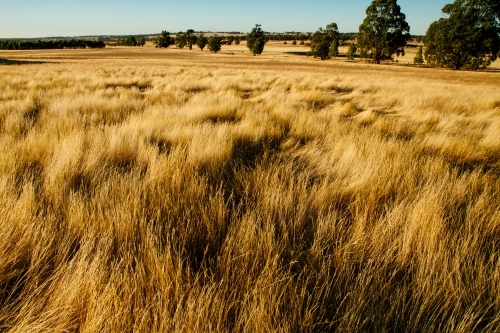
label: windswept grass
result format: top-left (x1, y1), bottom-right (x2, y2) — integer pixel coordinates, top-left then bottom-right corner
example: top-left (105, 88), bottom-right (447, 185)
top-left (0, 49), bottom-right (499, 332)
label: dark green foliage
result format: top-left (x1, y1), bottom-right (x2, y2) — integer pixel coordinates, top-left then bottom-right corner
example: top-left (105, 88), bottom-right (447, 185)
top-left (264, 33), bottom-right (310, 42)
top-left (487, 0), bottom-right (500, 18)
top-left (119, 36), bottom-right (137, 46)
top-left (0, 40), bottom-right (20, 50)
top-left (208, 35), bottom-right (223, 53)
top-left (425, 0), bottom-right (500, 70)
top-left (329, 39), bottom-right (339, 58)
top-left (0, 39), bottom-right (105, 50)
top-left (247, 24), bottom-right (267, 55)
top-left (346, 43), bottom-right (357, 60)
top-left (186, 29), bottom-right (197, 50)
top-left (251, 38), bottom-right (265, 56)
top-left (171, 30), bottom-right (199, 50)
top-left (153, 31), bottom-right (175, 48)
top-left (358, 0), bottom-right (411, 63)
top-left (310, 23), bottom-right (340, 60)
top-left (414, 45), bottom-right (424, 64)
top-left (175, 32), bottom-right (187, 49)
top-left (196, 34), bottom-right (208, 51)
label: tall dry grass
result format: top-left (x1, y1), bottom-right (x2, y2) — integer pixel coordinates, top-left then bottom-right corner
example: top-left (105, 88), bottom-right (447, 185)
top-left (0, 52), bottom-right (500, 332)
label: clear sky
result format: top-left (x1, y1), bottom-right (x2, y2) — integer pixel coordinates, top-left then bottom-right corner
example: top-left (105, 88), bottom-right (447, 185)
top-left (0, 0), bottom-right (449, 38)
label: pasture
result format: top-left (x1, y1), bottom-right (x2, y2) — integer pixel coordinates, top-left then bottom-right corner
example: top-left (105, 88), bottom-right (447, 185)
top-left (1, 44), bottom-right (499, 332)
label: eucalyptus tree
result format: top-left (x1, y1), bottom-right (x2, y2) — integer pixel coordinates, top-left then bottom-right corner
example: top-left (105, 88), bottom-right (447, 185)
top-left (310, 23), bottom-right (340, 60)
top-left (247, 24), bottom-right (266, 55)
top-left (208, 35), bottom-right (223, 53)
top-left (196, 34), bottom-right (208, 51)
top-left (346, 43), bottom-right (357, 60)
top-left (153, 31), bottom-right (174, 48)
top-left (425, 0), bottom-right (499, 70)
top-left (357, 0), bottom-right (411, 63)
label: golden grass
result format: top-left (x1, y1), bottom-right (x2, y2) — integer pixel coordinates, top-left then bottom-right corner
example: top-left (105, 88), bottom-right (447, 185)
top-left (0, 47), bottom-right (500, 332)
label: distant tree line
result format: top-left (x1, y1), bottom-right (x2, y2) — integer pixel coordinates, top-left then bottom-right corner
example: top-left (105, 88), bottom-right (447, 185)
top-left (0, 39), bottom-right (106, 50)
top-left (266, 33), bottom-right (310, 42)
top-left (112, 36), bottom-right (146, 47)
top-left (152, 30), bottom-right (243, 51)
top-left (265, 32), bottom-right (356, 45)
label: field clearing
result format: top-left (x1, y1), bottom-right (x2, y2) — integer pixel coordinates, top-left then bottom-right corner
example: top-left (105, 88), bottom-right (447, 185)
top-left (1, 47), bottom-right (500, 332)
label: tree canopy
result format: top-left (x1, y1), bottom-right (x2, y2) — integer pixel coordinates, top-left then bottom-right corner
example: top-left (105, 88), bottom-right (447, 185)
top-left (487, 0), bottom-right (500, 18)
top-left (357, 0), bottom-right (411, 63)
top-left (196, 34), bottom-right (208, 51)
top-left (208, 35), bottom-right (223, 53)
top-left (310, 23), bottom-right (340, 60)
top-left (425, 0), bottom-right (500, 70)
top-left (185, 29), bottom-right (197, 50)
top-left (346, 43), bottom-right (357, 60)
top-left (247, 24), bottom-right (266, 55)
top-left (175, 32), bottom-right (187, 49)
top-left (119, 36), bottom-right (137, 46)
top-left (153, 31), bottom-right (174, 48)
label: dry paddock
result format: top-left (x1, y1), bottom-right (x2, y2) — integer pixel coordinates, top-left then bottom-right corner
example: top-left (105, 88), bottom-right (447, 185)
top-left (0, 45), bottom-right (500, 332)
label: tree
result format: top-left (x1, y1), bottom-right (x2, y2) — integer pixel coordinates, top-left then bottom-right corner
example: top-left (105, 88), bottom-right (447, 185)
top-left (196, 34), bottom-right (208, 51)
top-left (424, 0), bottom-right (500, 70)
top-left (137, 36), bottom-right (146, 47)
top-left (121, 36), bottom-right (137, 46)
top-left (185, 29), bottom-right (197, 50)
top-left (329, 39), bottom-right (339, 58)
top-left (247, 24), bottom-right (266, 55)
top-left (175, 32), bottom-right (187, 49)
top-left (208, 35), bottom-right (223, 53)
top-left (251, 38), bottom-right (265, 55)
top-left (310, 23), bottom-right (340, 60)
top-left (414, 45), bottom-right (424, 64)
top-left (346, 43), bottom-right (357, 60)
top-left (153, 31), bottom-right (174, 48)
top-left (357, 0), bottom-right (411, 64)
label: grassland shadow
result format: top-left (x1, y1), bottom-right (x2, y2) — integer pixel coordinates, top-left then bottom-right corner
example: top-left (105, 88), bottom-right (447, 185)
top-left (0, 58), bottom-right (48, 65)
top-left (482, 67), bottom-right (500, 72)
top-left (284, 51), bottom-right (309, 56)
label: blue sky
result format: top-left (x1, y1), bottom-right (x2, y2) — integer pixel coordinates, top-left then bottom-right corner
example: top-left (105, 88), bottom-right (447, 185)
top-left (0, 0), bottom-right (449, 38)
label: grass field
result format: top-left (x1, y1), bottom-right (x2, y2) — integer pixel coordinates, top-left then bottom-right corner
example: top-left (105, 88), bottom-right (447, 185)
top-left (1, 45), bottom-right (500, 332)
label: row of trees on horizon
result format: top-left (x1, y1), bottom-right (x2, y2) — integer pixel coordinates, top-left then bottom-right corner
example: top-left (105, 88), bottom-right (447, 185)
top-left (0, 0), bottom-right (498, 70)
top-left (150, 0), bottom-right (499, 70)
top-left (0, 39), bottom-right (106, 50)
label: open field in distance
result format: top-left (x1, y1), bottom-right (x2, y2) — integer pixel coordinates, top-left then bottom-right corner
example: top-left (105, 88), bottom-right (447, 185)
top-left (1, 46), bottom-right (500, 332)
